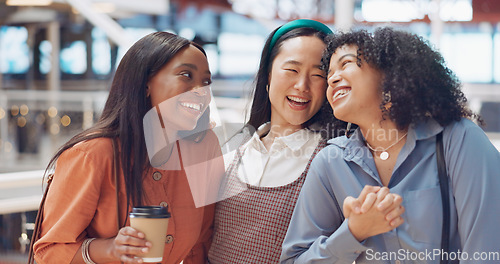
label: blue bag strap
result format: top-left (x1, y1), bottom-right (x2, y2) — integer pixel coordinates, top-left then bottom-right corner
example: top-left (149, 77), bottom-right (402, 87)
top-left (436, 132), bottom-right (450, 264)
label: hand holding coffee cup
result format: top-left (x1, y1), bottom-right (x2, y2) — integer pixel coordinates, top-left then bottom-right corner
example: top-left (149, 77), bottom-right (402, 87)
top-left (129, 206), bottom-right (171, 263)
top-left (110, 226), bottom-right (152, 263)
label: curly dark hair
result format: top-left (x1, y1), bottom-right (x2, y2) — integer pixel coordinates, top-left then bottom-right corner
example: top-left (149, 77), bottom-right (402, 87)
top-left (322, 27), bottom-right (480, 130)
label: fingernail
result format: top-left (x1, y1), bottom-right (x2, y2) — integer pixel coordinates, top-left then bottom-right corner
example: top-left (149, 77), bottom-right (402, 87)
top-left (142, 247), bottom-right (149, 253)
top-left (146, 242), bottom-right (152, 247)
top-left (138, 232), bottom-right (145, 238)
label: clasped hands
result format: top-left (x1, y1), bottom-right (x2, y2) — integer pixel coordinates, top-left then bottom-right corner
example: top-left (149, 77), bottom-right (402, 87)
top-left (343, 186), bottom-right (405, 242)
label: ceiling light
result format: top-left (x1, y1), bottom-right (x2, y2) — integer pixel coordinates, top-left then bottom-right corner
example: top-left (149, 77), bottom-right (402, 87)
top-left (92, 3), bottom-right (116, 13)
top-left (362, 0), bottom-right (423, 22)
top-left (6, 0), bottom-right (52, 6)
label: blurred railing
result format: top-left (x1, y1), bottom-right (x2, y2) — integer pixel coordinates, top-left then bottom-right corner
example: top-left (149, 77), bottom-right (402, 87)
top-left (0, 170), bottom-right (45, 215)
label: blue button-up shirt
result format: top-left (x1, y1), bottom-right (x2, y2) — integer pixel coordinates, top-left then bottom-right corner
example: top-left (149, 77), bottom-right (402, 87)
top-left (281, 118), bottom-right (500, 264)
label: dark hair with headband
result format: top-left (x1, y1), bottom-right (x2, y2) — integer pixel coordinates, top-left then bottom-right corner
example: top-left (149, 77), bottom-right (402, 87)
top-left (246, 19), bottom-right (339, 138)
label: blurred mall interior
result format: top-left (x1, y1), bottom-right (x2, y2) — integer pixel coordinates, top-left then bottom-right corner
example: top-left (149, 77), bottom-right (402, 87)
top-left (1, 0), bottom-right (499, 261)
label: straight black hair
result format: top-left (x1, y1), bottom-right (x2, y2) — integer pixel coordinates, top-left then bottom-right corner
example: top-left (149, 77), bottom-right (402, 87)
top-left (247, 27), bottom-right (339, 138)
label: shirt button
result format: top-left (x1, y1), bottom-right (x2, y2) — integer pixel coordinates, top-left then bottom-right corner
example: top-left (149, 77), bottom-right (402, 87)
top-left (165, 235), bottom-right (174, 244)
top-left (152, 171), bottom-right (162, 181)
top-left (159, 201), bottom-right (168, 207)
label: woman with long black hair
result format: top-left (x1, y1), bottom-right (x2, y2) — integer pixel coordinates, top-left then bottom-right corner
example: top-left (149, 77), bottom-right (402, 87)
top-left (208, 19), bottom-right (338, 263)
top-left (33, 32), bottom-right (223, 264)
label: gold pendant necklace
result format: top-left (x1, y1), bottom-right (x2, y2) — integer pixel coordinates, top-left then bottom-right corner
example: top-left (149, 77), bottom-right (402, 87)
top-left (365, 132), bottom-right (408, 160)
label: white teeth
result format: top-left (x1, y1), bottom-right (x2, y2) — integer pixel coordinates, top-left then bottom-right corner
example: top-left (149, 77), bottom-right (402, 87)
top-left (287, 96), bottom-right (310, 103)
top-left (333, 88), bottom-right (350, 101)
top-left (180, 102), bottom-right (201, 111)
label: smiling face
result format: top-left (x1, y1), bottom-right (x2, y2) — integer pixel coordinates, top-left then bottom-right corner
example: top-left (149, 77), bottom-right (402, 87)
top-left (326, 45), bottom-right (384, 125)
top-left (148, 44), bottom-right (212, 132)
top-left (268, 36), bottom-right (327, 133)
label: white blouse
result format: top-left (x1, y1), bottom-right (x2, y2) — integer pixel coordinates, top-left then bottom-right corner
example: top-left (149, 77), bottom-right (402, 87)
top-left (226, 123), bottom-right (322, 187)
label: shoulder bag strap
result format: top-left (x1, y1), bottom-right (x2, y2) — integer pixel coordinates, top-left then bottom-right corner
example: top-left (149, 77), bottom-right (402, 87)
top-left (331, 186), bottom-right (344, 224)
top-left (332, 191), bottom-right (345, 223)
top-left (324, 142), bottom-right (345, 225)
top-left (436, 132), bottom-right (450, 264)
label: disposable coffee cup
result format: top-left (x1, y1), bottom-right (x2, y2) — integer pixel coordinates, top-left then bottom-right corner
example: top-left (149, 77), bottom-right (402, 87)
top-left (129, 206), bottom-right (171, 263)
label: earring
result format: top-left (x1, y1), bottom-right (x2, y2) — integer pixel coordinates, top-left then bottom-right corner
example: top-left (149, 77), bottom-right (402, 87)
top-left (383, 91), bottom-right (391, 103)
top-left (266, 85), bottom-right (269, 93)
top-left (383, 91), bottom-right (392, 110)
top-left (345, 122), bottom-right (352, 137)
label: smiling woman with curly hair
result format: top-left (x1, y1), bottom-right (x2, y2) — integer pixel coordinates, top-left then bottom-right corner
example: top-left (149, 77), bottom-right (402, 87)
top-left (281, 27), bottom-right (500, 264)
top-left (323, 27), bottom-right (479, 130)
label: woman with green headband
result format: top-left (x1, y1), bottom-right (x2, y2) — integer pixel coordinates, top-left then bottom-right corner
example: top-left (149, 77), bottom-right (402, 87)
top-left (208, 19), bottom-right (339, 263)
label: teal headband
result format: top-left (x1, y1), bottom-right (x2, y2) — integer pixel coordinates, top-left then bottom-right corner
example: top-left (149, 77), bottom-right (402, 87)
top-left (269, 19), bottom-right (333, 53)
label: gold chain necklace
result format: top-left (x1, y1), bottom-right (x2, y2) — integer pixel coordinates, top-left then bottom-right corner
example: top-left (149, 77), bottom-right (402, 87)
top-left (365, 132), bottom-right (408, 160)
